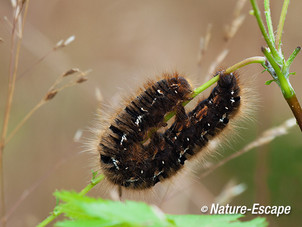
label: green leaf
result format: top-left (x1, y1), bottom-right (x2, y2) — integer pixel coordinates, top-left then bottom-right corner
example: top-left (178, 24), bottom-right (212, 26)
top-left (261, 66), bottom-right (268, 74)
top-left (55, 220), bottom-right (114, 227)
top-left (54, 191), bottom-right (267, 227)
top-left (265, 79), bottom-right (275, 85)
top-left (92, 170), bottom-right (98, 179)
top-left (54, 190), bottom-right (173, 227)
top-left (167, 214), bottom-right (267, 227)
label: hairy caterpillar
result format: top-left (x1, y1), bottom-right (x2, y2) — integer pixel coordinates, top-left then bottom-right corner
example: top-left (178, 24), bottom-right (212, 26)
top-left (96, 71), bottom-right (242, 190)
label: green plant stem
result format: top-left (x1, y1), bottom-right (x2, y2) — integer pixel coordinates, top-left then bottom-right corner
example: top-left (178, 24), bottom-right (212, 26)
top-left (191, 76), bottom-right (219, 99)
top-left (225, 56), bottom-right (266, 74)
top-left (143, 57), bottom-right (265, 143)
top-left (276, 0), bottom-right (290, 50)
top-left (37, 174), bottom-right (104, 227)
top-left (79, 174), bottom-right (104, 196)
top-left (164, 56), bottom-right (265, 123)
top-left (285, 46), bottom-right (301, 70)
top-left (163, 75), bottom-right (219, 122)
top-left (251, 1), bottom-right (301, 131)
top-left (36, 214), bottom-right (57, 227)
top-left (264, 0), bottom-right (275, 43)
top-left (250, 0), bottom-right (281, 62)
top-left (261, 47), bottom-right (293, 98)
top-left (262, 47), bottom-right (302, 131)
top-left (194, 56), bottom-right (266, 97)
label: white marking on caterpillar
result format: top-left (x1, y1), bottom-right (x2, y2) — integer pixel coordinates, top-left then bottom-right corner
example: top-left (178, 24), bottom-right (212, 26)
top-left (111, 157), bottom-right (120, 170)
top-left (120, 134), bottom-right (127, 145)
top-left (135, 115), bottom-right (143, 125)
top-left (153, 170), bottom-right (164, 179)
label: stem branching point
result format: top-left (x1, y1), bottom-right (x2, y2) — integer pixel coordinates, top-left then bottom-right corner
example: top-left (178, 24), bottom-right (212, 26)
top-left (251, 0), bottom-right (302, 131)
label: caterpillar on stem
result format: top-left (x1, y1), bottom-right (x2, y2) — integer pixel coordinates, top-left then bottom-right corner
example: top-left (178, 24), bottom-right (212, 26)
top-left (91, 69), bottom-right (252, 193)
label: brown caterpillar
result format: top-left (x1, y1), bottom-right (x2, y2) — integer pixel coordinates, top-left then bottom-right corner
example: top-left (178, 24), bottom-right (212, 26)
top-left (96, 71), bottom-right (242, 190)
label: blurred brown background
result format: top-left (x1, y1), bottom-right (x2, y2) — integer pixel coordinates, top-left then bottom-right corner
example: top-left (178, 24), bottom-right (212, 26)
top-left (0, 0), bottom-right (302, 226)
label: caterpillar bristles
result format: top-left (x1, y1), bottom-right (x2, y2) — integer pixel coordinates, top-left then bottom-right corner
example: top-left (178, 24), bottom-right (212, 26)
top-left (186, 70), bottom-right (257, 178)
top-left (87, 69), bottom-right (256, 197)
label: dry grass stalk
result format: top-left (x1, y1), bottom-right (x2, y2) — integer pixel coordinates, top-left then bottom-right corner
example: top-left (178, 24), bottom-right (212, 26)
top-left (1, 64), bottom-right (90, 222)
top-left (63, 35), bottom-right (75, 46)
top-left (3, 16), bottom-right (21, 38)
top-left (1, 12), bottom-right (85, 223)
top-left (1, 67), bottom-right (90, 224)
top-left (200, 118), bottom-right (296, 178)
top-left (3, 153), bottom-right (78, 222)
top-left (54, 35), bottom-right (75, 50)
top-left (77, 77), bottom-right (88, 83)
top-left (10, 0), bottom-right (17, 8)
top-left (63, 68), bottom-right (80, 77)
top-left (164, 118), bottom-right (296, 202)
top-left (6, 68), bottom-right (91, 144)
top-left (215, 179), bottom-right (247, 205)
top-left (202, 0), bottom-right (247, 82)
top-left (18, 35), bottom-right (77, 80)
top-left (73, 129), bottom-right (83, 143)
top-left (205, 49), bottom-right (229, 82)
top-left (0, 1), bottom-right (30, 226)
top-left (95, 87), bottom-right (103, 102)
top-left (44, 90), bottom-right (58, 101)
top-left (197, 23), bottom-right (212, 66)
top-left (224, 0), bottom-right (247, 41)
